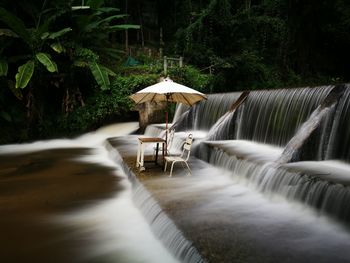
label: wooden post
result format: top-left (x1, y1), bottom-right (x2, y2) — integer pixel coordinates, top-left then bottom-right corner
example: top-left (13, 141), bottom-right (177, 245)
top-left (179, 57), bottom-right (183, 67)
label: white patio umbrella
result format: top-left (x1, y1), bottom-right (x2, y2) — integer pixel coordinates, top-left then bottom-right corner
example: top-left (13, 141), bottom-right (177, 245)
top-left (130, 77), bottom-right (207, 147)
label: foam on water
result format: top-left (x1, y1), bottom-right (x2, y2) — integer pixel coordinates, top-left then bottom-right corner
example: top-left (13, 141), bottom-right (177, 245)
top-left (131, 157), bottom-right (350, 262)
top-left (0, 122), bottom-right (182, 263)
top-left (0, 122), bottom-right (139, 155)
top-left (54, 187), bottom-right (179, 263)
top-left (283, 160), bottom-right (350, 185)
top-left (203, 140), bottom-right (283, 163)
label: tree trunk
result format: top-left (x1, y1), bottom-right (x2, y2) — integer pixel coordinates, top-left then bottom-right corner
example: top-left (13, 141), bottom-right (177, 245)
top-left (138, 3), bottom-right (144, 47)
top-left (125, 0), bottom-right (129, 52)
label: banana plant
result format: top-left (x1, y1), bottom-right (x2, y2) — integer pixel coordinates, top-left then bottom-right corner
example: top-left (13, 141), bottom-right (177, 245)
top-left (67, 2), bottom-right (139, 90)
top-left (0, 7), bottom-right (71, 89)
top-left (0, 0), bottom-right (139, 92)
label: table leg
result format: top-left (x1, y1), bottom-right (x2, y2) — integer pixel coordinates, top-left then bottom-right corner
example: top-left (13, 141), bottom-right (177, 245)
top-left (136, 140), bottom-right (141, 167)
top-left (162, 142), bottom-right (165, 166)
top-left (155, 142), bottom-right (159, 165)
top-left (140, 142), bottom-right (145, 171)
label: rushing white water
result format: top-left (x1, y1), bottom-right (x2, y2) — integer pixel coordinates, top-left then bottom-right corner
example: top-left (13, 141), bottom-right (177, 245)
top-left (205, 111), bottom-right (236, 141)
top-left (325, 88), bottom-right (350, 161)
top-left (132, 183), bottom-right (205, 263)
top-left (277, 105), bottom-right (333, 163)
top-left (172, 103), bottom-right (190, 124)
top-left (114, 84), bottom-right (350, 262)
top-left (235, 86), bottom-right (332, 146)
top-left (283, 160), bottom-right (350, 186)
top-left (168, 84), bottom-right (350, 222)
top-left (143, 124), bottom-right (207, 156)
top-left (112, 134), bottom-right (350, 263)
top-left (196, 139), bottom-right (350, 222)
top-left (202, 140), bottom-right (283, 163)
top-left (173, 93), bottom-right (241, 131)
top-left (95, 122), bottom-right (139, 136)
top-left (4, 83), bottom-right (350, 263)
top-left (107, 141), bottom-right (206, 262)
top-left (0, 122), bottom-right (185, 263)
top-left (0, 122), bottom-right (139, 154)
top-left (186, 165), bottom-right (350, 263)
top-left (55, 188), bottom-right (179, 263)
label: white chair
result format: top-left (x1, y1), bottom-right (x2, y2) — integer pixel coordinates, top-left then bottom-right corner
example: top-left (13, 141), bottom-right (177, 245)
top-left (153, 129), bottom-right (175, 157)
top-left (164, 134), bottom-right (193, 177)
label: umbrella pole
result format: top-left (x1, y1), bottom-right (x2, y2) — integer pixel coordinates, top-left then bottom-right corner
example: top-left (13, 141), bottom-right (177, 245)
top-left (165, 96), bottom-right (169, 155)
top-left (165, 110), bottom-right (168, 155)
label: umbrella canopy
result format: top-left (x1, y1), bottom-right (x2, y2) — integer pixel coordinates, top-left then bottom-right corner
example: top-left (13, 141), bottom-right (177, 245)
top-left (129, 78), bottom-right (207, 106)
top-left (130, 78), bottom-right (207, 152)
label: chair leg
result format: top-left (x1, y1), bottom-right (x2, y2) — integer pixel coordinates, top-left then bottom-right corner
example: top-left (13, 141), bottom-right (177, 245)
top-left (185, 162), bottom-right (192, 176)
top-left (169, 161), bottom-right (176, 177)
top-left (164, 160), bottom-right (168, 172)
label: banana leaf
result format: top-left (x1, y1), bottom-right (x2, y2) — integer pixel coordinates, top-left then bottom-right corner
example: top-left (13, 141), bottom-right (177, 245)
top-left (108, 24), bottom-right (140, 31)
top-left (50, 43), bottom-right (65, 53)
top-left (83, 15), bottom-right (128, 32)
top-left (36, 52), bottom-right (58, 72)
top-left (0, 28), bottom-right (19, 37)
top-left (48, 28), bottom-right (72, 39)
top-left (89, 62), bottom-right (110, 90)
top-left (15, 60), bottom-right (34, 89)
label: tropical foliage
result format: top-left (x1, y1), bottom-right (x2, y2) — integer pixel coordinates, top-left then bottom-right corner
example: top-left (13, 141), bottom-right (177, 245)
top-left (167, 0), bottom-right (350, 90)
top-left (1, 0), bottom-right (350, 143)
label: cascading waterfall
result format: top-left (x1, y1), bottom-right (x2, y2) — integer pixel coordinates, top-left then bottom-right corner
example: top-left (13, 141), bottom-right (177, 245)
top-left (235, 86), bottom-right (332, 146)
top-left (182, 87), bottom-right (332, 145)
top-left (325, 88), bottom-right (350, 161)
top-left (205, 92), bottom-right (249, 141)
top-left (181, 84), bottom-right (350, 223)
top-left (173, 93), bottom-right (241, 131)
top-left (0, 123), bottom-right (189, 263)
top-left (144, 124), bottom-right (166, 137)
top-left (132, 184), bottom-right (205, 263)
top-left (197, 142), bottom-right (350, 222)
top-left (277, 85), bottom-right (345, 163)
top-left (112, 145), bottom-right (206, 263)
top-left (205, 111), bottom-right (237, 140)
top-left (172, 103), bottom-right (190, 125)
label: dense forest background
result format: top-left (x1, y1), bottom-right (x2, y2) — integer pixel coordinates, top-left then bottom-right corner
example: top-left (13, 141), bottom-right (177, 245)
top-left (0, 0), bottom-right (349, 143)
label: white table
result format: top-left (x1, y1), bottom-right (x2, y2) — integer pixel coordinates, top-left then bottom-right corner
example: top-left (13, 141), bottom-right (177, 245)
top-left (136, 137), bottom-right (166, 171)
